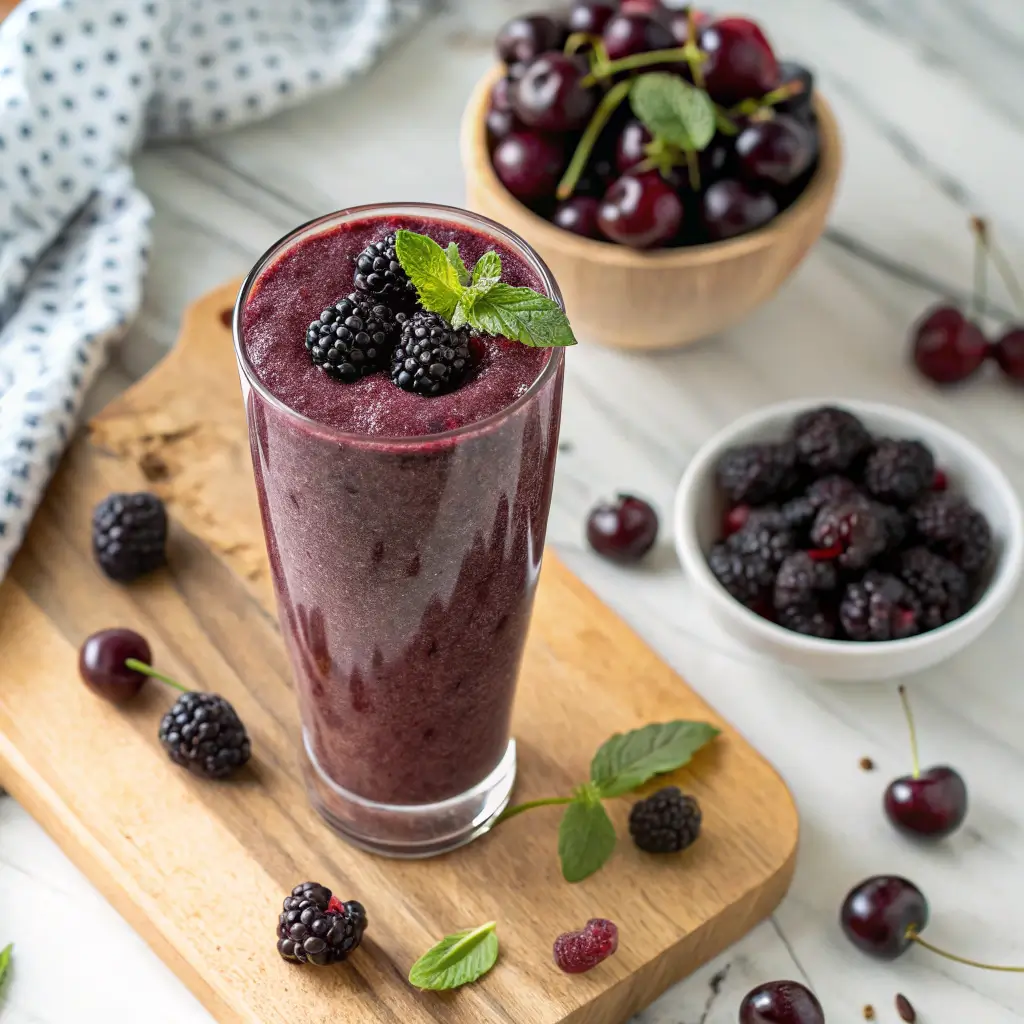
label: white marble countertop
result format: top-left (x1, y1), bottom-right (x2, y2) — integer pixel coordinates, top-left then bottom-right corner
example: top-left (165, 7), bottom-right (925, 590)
top-left (4, 1), bottom-right (1024, 1021)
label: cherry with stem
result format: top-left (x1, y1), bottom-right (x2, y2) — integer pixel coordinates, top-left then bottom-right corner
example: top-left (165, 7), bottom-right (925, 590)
top-left (985, 222), bottom-right (1024, 383)
top-left (124, 658), bottom-right (190, 693)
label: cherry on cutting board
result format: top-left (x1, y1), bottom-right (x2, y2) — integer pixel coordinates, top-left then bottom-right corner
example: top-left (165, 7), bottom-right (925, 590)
top-left (79, 628), bottom-right (152, 703)
top-left (883, 685), bottom-right (968, 839)
top-left (739, 980), bottom-right (825, 1024)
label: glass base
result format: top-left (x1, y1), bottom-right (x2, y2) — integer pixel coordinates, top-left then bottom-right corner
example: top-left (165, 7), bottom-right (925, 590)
top-left (302, 733), bottom-right (516, 858)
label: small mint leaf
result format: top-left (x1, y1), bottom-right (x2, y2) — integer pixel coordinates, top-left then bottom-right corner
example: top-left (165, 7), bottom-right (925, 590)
top-left (558, 787), bottom-right (617, 883)
top-left (471, 250), bottom-right (502, 291)
top-left (395, 229), bottom-right (464, 321)
top-left (0, 943), bottom-right (11, 986)
top-left (446, 242), bottom-right (471, 287)
top-left (591, 721), bottom-right (720, 798)
top-left (451, 290), bottom-right (474, 330)
top-left (468, 284), bottom-right (577, 348)
top-left (630, 73), bottom-right (716, 152)
top-left (408, 922), bottom-right (499, 990)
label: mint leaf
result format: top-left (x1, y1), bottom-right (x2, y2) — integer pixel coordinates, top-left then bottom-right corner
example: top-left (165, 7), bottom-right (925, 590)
top-left (469, 284), bottom-right (577, 348)
top-left (558, 787), bottom-right (617, 882)
top-left (446, 242), bottom-right (471, 287)
top-left (471, 250), bottom-right (502, 291)
top-left (630, 73), bottom-right (716, 152)
top-left (591, 720), bottom-right (720, 798)
top-left (408, 922), bottom-right (499, 990)
top-left (395, 230), bottom-right (464, 321)
top-left (0, 943), bottom-right (11, 986)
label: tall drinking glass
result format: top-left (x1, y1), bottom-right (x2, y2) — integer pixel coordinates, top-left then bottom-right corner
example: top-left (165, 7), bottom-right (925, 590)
top-left (232, 204), bottom-right (564, 856)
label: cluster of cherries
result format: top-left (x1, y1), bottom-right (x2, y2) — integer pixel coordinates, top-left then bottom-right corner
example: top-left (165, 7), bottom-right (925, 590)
top-left (488, 2), bottom-right (821, 249)
top-left (912, 217), bottom-right (1024, 387)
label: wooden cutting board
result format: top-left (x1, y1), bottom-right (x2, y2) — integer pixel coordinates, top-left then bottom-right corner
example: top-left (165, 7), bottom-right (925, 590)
top-left (0, 281), bottom-right (798, 1024)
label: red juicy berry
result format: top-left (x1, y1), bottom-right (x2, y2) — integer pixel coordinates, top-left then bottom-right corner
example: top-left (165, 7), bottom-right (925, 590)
top-left (700, 17), bottom-right (780, 105)
top-left (552, 196), bottom-right (602, 239)
top-left (598, 171), bottom-right (683, 249)
top-left (910, 305), bottom-right (988, 384)
top-left (602, 10), bottom-right (676, 62)
top-left (496, 15), bottom-right (567, 66)
top-left (492, 131), bottom-right (565, 201)
top-left (566, 1), bottom-right (616, 36)
top-left (615, 118), bottom-right (653, 173)
top-left (932, 468), bottom-right (948, 491)
top-left (994, 325), bottom-right (1024, 382)
top-left (723, 504), bottom-right (751, 536)
top-left (78, 628), bottom-right (151, 704)
top-left (553, 918), bottom-right (619, 974)
top-left (702, 179), bottom-right (777, 241)
top-left (586, 494), bottom-right (659, 562)
top-left (512, 53), bottom-right (597, 133)
top-left (735, 115), bottom-right (816, 187)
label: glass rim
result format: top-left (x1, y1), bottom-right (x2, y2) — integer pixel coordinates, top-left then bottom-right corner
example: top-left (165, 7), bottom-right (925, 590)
top-left (232, 202), bottom-right (566, 447)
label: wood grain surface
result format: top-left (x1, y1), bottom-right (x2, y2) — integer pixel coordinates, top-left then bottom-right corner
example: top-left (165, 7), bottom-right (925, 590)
top-left (0, 281), bottom-right (798, 1023)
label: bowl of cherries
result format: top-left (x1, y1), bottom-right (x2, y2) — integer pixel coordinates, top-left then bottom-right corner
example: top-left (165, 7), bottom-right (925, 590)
top-left (461, 2), bottom-right (842, 350)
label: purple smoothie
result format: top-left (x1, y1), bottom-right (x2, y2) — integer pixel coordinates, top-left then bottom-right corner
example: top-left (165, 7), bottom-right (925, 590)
top-left (240, 211), bottom-right (563, 809)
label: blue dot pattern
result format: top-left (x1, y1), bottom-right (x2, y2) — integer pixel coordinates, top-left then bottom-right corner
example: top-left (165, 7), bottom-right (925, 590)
top-left (0, 0), bottom-right (425, 575)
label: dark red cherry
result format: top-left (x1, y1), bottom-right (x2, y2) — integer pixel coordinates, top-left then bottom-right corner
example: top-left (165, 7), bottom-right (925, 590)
top-left (994, 326), bottom-right (1024, 382)
top-left (702, 179), bottom-right (777, 241)
top-left (512, 53), bottom-right (597, 133)
top-left (553, 196), bottom-right (602, 239)
top-left (586, 495), bottom-right (659, 562)
top-left (700, 17), bottom-right (780, 105)
top-left (598, 171), bottom-right (683, 249)
top-left (739, 980), bottom-right (825, 1024)
top-left (486, 108), bottom-right (517, 147)
top-left (911, 305), bottom-right (989, 384)
top-left (496, 15), bottom-right (567, 66)
top-left (736, 115), bottom-right (815, 186)
top-left (79, 628), bottom-right (151, 704)
top-left (699, 134), bottom-right (736, 181)
top-left (492, 131), bottom-right (565, 201)
top-left (666, 7), bottom-right (711, 46)
top-left (567, 1), bottom-right (616, 36)
top-left (620, 0), bottom-right (665, 14)
top-left (615, 118), bottom-right (653, 173)
top-left (602, 11), bottom-right (676, 61)
top-left (841, 875), bottom-right (928, 960)
top-left (885, 766), bottom-right (968, 839)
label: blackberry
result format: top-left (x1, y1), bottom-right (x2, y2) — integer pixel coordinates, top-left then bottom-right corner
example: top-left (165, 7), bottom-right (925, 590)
top-left (391, 311), bottom-right (473, 396)
top-left (864, 439), bottom-right (935, 506)
top-left (158, 692), bottom-right (251, 779)
top-left (92, 492), bottom-right (168, 582)
top-left (811, 500), bottom-right (888, 570)
top-left (708, 520), bottom-right (794, 606)
top-left (908, 493), bottom-right (993, 576)
top-left (714, 441), bottom-right (798, 505)
top-left (874, 501), bottom-right (908, 550)
top-left (839, 571), bottom-right (922, 642)
top-left (778, 601), bottom-right (838, 639)
top-left (792, 406), bottom-right (871, 474)
top-left (628, 786), bottom-right (702, 854)
top-left (352, 232), bottom-right (418, 307)
top-left (898, 547), bottom-right (970, 630)
top-left (780, 476), bottom-right (860, 534)
top-left (305, 294), bottom-right (398, 383)
top-left (277, 882), bottom-right (367, 967)
top-left (774, 551), bottom-right (838, 610)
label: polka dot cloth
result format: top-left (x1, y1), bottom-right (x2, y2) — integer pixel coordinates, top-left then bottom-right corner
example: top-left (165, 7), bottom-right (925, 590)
top-left (0, 0), bottom-right (425, 576)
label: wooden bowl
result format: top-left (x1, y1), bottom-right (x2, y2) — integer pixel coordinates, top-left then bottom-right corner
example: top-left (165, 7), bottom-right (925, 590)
top-left (460, 66), bottom-right (843, 350)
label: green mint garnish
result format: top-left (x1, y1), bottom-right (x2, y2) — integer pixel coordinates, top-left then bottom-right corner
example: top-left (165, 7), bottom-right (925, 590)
top-left (0, 943), bottom-right (11, 986)
top-left (497, 719), bottom-right (720, 883)
top-left (630, 72), bottom-right (716, 153)
top-left (408, 921), bottom-right (499, 991)
top-left (394, 229), bottom-right (576, 348)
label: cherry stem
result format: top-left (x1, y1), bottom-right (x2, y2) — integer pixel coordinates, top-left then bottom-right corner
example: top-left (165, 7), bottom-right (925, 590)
top-left (684, 148), bottom-right (700, 190)
top-left (907, 929), bottom-right (1024, 972)
top-left (494, 795), bottom-right (573, 825)
top-left (583, 45), bottom-right (693, 85)
top-left (124, 658), bottom-right (190, 694)
top-left (969, 216), bottom-right (989, 324)
top-left (564, 31), bottom-right (597, 57)
top-left (556, 77), bottom-right (633, 200)
top-left (683, 11), bottom-right (706, 89)
top-left (898, 684), bottom-right (920, 780)
top-left (728, 80), bottom-right (804, 118)
top-left (714, 107), bottom-right (739, 136)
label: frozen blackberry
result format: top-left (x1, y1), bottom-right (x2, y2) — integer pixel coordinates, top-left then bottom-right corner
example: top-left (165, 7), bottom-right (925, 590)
top-left (840, 571), bottom-right (922, 641)
top-left (864, 439), bottom-right (935, 506)
top-left (778, 601), bottom-right (838, 639)
top-left (352, 232), bottom-right (418, 307)
top-left (306, 294), bottom-right (398, 383)
top-left (792, 406), bottom-right (871, 474)
top-left (158, 692), bottom-right (251, 779)
top-left (92, 492), bottom-right (168, 582)
top-left (628, 786), bottom-right (702, 854)
top-left (774, 551), bottom-right (838, 610)
top-left (714, 441), bottom-right (798, 505)
top-left (277, 882), bottom-right (367, 967)
top-left (909, 493), bottom-right (993, 576)
top-left (811, 500), bottom-right (888, 570)
top-left (391, 311), bottom-right (473, 396)
top-left (898, 546), bottom-right (970, 630)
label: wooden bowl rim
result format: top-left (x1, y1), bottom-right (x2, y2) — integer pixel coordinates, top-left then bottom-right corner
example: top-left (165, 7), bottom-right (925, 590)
top-left (460, 64), bottom-right (843, 268)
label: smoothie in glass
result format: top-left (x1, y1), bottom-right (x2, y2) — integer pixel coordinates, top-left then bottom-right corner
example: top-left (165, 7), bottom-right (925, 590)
top-left (234, 205), bottom-right (565, 856)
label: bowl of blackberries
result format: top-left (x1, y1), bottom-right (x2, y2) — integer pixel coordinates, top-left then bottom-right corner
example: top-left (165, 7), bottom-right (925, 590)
top-left (674, 400), bottom-right (1023, 681)
top-left (461, 2), bottom-right (841, 350)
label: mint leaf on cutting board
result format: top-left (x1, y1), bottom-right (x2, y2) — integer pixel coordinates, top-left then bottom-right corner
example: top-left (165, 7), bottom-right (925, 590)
top-left (408, 922), bottom-right (499, 991)
top-left (558, 786), bottom-right (618, 882)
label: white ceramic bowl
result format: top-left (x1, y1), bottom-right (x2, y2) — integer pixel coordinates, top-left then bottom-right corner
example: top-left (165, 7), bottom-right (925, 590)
top-left (674, 399), bottom-right (1024, 681)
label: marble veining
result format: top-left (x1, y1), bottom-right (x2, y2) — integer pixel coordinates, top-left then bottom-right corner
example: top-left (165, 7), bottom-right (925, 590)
top-left (3, 0), bottom-right (1024, 1021)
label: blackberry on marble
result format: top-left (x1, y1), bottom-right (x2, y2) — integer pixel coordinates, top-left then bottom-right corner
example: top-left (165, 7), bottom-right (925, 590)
top-left (908, 493), bottom-right (993, 576)
top-left (864, 439), bottom-right (935, 506)
top-left (840, 572), bottom-right (922, 642)
top-left (792, 406), bottom-right (871, 475)
top-left (714, 441), bottom-right (798, 505)
top-left (898, 547), bottom-right (970, 630)
top-left (277, 882), bottom-right (367, 967)
top-left (391, 311), bottom-right (473, 396)
top-left (306, 294), bottom-right (398, 383)
top-left (352, 233), bottom-right (418, 307)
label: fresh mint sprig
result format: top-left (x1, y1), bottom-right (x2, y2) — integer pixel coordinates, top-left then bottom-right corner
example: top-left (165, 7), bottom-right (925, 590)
top-left (497, 720), bottom-right (720, 883)
top-left (408, 921), bottom-right (499, 991)
top-left (394, 230), bottom-right (576, 348)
